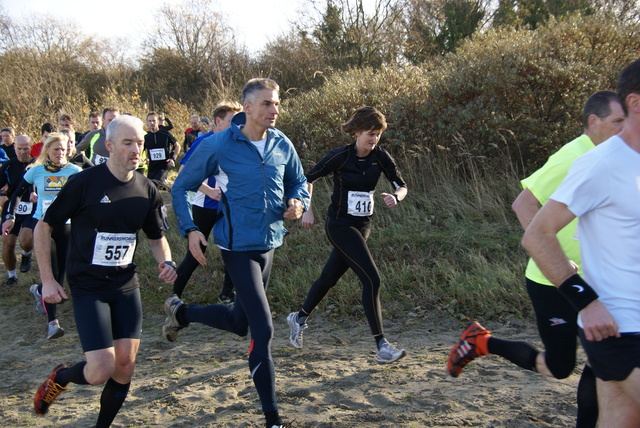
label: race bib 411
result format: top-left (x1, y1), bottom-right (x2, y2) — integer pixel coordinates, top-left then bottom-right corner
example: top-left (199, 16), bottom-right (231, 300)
top-left (347, 191), bottom-right (374, 216)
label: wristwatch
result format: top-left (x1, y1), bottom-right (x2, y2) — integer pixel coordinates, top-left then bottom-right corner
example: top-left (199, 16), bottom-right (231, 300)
top-left (5, 214), bottom-right (14, 220)
top-left (163, 261), bottom-right (177, 269)
top-left (185, 227), bottom-right (199, 234)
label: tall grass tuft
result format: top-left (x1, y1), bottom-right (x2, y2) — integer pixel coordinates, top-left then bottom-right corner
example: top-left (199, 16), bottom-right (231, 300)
top-left (133, 131), bottom-right (530, 326)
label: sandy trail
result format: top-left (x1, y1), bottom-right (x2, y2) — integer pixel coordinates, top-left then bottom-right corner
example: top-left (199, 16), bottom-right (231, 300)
top-left (0, 284), bottom-right (583, 427)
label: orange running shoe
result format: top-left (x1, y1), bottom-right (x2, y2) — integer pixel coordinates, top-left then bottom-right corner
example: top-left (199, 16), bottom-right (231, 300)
top-left (447, 321), bottom-right (491, 377)
top-left (34, 364), bottom-right (68, 415)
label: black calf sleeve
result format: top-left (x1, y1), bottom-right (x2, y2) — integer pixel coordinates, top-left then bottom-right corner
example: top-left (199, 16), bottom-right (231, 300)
top-left (487, 337), bottom-right (539, 372)
top-left (96, 378), bottom-right (130, 428)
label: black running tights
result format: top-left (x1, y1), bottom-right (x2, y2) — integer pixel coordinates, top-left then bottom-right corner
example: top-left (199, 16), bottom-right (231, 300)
top-left (184, 249), bottom-right (277, 414)
top-left (301, 218), bottom-right (384, 337)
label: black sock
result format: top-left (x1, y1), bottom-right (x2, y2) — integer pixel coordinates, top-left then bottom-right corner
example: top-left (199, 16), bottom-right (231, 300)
top-left (264, 410), bottom-right (281, 427)
top-left (576, 364), bottom-right (598, 428)
top-left (95, 378), bottom-right (130, 428)
top-left (55, 361), bottom-right (89, 387)
top-left (487, 337), bottom-right (539, 372)
top-left (297, 309), bottom-right (309, 324)
top-left (176, 304), bottom-right (190, 326)
top-left (375, 335), bottom-right (386, 348)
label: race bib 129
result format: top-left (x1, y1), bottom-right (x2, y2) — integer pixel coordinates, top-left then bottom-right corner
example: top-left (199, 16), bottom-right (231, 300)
top-left (149, 148), bottom-right (166, 161)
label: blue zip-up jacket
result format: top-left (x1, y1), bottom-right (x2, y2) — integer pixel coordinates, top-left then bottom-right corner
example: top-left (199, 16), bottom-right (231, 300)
top-left (181, 130), bottom-right (218, 210)
top-left (171, 113), bottom-right (310, 251)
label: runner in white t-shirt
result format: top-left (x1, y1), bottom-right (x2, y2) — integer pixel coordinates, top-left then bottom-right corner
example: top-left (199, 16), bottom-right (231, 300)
top-left (522, 59), bottom-right (640, 427)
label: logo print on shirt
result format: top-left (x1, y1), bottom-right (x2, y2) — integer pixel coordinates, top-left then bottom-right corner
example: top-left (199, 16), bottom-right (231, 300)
top-left (100, 195), bottom-right (111, 204)
top-left (44, 176), bottom-right (68, 194)
top-left (549, 317), bottom-right (567, 326)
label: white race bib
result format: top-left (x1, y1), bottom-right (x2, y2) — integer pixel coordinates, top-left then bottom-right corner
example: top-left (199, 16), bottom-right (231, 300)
top-left (42, 199), bottom-right (53, 214)
top-left (92, 232), bottom-right (136, 267)
top-left (94, 154), bottom-right (109, 165)
top-left (16, 201), bottom-right (33, 215)
top-left (347, 191), bottom-right (374, 216)
top-left (149, 148), bottom-right (166, 161)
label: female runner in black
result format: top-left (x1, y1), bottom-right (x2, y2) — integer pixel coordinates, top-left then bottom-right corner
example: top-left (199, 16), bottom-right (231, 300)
top-left (287, 106), bottom-right (408, 364)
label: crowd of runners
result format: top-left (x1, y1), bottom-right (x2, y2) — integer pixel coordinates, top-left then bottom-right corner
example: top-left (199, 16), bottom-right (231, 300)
top-left (1, 61), bottom-right (639, 427)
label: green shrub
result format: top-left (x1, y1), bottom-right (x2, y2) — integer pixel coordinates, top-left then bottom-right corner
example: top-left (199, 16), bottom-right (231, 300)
top-left (423, 13), bottom-right (640, 172)
top-left (280, 13), bottom-right (640, 176)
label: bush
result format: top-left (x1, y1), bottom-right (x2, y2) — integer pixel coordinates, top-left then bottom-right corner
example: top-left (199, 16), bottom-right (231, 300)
top-left (423, 13), bottom-right (640, 172)
top-left (279, 13), bottom-right (640, 176)
top-left (272, 13), bottom-right (640, 319)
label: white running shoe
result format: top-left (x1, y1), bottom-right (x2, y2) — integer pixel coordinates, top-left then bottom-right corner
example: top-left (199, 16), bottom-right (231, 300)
top-left (30, 284), bottom-right (46, 315)
top-left (287, 312), bottom-right (307, 349)
top-left (376, 340), bottom-right (406, 364)
top-left (47, 320), bottom-right (64, 340)
top-left (162, 294), bottom-right (186, 342)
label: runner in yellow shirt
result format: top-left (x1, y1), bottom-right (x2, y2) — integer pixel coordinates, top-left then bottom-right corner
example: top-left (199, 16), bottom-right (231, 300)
top-left (447, 90), bottom-right (625, 428)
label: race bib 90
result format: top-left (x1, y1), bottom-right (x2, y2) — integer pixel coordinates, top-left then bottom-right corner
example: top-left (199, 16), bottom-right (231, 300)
top-left (16, 201), bottom-right (33, 215)
top-left (149, 148), bottom-right (166, 161)
top-left (347, 191), bottom-right (374, 216)
top-left (92, 232), bottom-right (136, 267)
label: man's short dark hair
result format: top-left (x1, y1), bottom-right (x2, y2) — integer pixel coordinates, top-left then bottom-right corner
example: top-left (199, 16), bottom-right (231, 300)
top-left (88, 111), bottom-right (100, 119)
top-left (102, 107), bottom-right (120, 119)
top-left (1, 126), bottom-right (15, 135)
top-left (241, 78), bottom-right (279, 104)
top-left (583, 90), bottom-right (620, 129)
top-left (617, 58), bottom-right (640, 116)
top-left (41, 122), bottom-right (57, 135)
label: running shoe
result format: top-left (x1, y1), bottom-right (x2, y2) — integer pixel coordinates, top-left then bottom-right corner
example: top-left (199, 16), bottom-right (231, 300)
top-left (47, 320), bottom-right (64, 340)
top-left (217, 295), bottom-right (234, 308)
top-left (20, 253), bottom-right (32, 273)
top-left (4, 276), bottom-right (18, 287)
top-left (162, 294), bottom-right (187, 342)
top-left (287, 312), bottom-right (307, 349)
top-left (30, 284), bottom-right (46, 315)
top-left (162, 320), bottom-right (183, 342)
top-left (447, 321), bottom-right (491, 377)
top-left (34, 364), bottom-right (68, 415)
top-left (376, 340), bottom-right (406, 364)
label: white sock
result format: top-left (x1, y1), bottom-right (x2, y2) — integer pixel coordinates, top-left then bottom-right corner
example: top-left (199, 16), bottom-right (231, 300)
top-left (7, 270), bottom-right (17, 278)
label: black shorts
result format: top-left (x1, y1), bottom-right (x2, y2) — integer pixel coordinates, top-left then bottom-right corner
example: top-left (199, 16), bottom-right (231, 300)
top-left (579, 329), bottom-right (640, 381)
top-left (72, 286), bottom-right (143, 352)
top-left (2, 214), bottom-right (37, 236)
